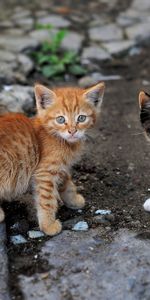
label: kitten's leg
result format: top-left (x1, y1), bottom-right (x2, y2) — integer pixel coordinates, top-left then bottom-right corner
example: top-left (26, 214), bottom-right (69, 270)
top-left (60, 174), bottom-right (85, 209)
top-left (34, 173), bottom-right (62, 236)
top-left (0, 207), bottom-right (5, 223)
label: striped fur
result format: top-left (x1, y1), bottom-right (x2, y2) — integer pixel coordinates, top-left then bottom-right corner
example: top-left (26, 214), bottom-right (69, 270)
top-left (139, 91), bottom-right (150, 138)
top-left (0, 82), bottom-right (105, 235)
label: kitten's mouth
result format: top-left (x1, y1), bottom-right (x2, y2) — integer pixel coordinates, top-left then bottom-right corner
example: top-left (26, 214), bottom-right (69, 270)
top-left (67, 135), bottom-right (79, 142)
top-left (59, 132), bottom-right (84, 143)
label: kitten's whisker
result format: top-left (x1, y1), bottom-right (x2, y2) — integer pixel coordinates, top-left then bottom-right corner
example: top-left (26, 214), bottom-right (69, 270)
top-left (84, 133), bottom-right (95, 143)
top-left (131, 132), bottom-right (145, 136)
top-left (141, 109), bottom-right (150, 113)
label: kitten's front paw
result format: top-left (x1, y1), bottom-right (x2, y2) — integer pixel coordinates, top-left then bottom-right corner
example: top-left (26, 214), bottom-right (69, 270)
top-left (69, 194), bottom-right (85, 210)
top-left (41, 219), bottom-right (62, 236)
top-left (143, 198), bottom-right (150, 212)
top-left (0, 207), bottom-right (5, 223)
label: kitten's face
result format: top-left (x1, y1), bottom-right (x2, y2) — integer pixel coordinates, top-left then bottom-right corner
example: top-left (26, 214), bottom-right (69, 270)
top-left (139, 91), bottom-right (150, 141)
top-left (35, 83), bottom-right (105, 143)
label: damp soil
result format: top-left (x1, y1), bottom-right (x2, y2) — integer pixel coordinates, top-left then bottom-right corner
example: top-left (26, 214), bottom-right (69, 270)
top-left (4, 44), bottom-right (150, 299)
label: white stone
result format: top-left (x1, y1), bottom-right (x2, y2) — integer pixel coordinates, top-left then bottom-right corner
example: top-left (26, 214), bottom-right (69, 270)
top-left (0, 20), bottom-right (13, 28)
top-left (14, 18), bottom-right (34, 30)
top-left (126, 22), bottom-right (150, 41)
top-left (142, 80), bottom-right (150, 86)
top-left (116, 14), bottom-right (138, 27)
top-left (72, 221), bottom-right (88, 231)
top-left (4, 29), bottom-right (24, 36)
top-left (35, 11), bottom-right (47, 18)
top-left (122, 8), bottom-right (149, 20)
top-left (3, 85), bottom-right (13, 91)
top-left (95, 209), bottom-right (111, 215)
top-left (89, 23), bottom-right (123, 42)
top-left (37, 14), bottom-right (70, 28)
top-left (11, 9), bottom-right (31, 20)
top-left (89, 15), bottom-right (109, 27)
top-left (30, 29), bottom-right (51, 42)
top-left (103, 40), bottom-right (134, 55)
top-left (61, 31), bottom-right (84, 52)
top-left (0, 35), bottom-right (38, 52)
top-left (0, 85), bottom-right (34, 113)
top-left (131, 0), bottom-right (150, 11)
top-left (28, 230), bottom-right (45, 239)
top-left (129, 46), bottom-right (142, 56)
top-left (79, 74), bottom-right (122, 87)
top-left (0, 50), bottom-right (16, 62)
top-left (143, 198), bottom-right (150, 212)
top-left (10, 235), bottom-right (27, 244)
top-left (17, 54), bottom-right (34, 75)
top-left (0, 62), bottom-right (17, 81)
top-left (82, 46), bottom-right (111, 61)
top-left (30, 29), bottom-right (58, 43)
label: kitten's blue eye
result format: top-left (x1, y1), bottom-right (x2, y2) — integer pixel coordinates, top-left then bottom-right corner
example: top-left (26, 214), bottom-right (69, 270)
top-left (77, 115), bottom-right (86, 122)
top-left (56, 116), bottom-right (65, 124)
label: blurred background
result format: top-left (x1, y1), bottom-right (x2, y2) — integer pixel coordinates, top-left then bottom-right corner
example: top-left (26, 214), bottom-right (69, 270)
top-left (0, 0), bottom-right (150, 114)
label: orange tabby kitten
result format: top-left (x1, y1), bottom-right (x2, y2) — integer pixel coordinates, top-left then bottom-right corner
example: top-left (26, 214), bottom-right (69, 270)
top-left (0, 82), bottom-right (105, 236)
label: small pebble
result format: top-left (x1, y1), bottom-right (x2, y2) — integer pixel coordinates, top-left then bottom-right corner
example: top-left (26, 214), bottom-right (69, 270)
top-left (10, 234), bottom-right (27, 245)
top-left (143, 198), bottom-right (150, 212)
top-left (28, 230), bottom-right (45, 239)
top-left (89, 246), bottom-right (94, 251)
top-left (142, 80), bottom-right (150, 86)
top-left (3, 85), bottom-right (13, 91)
top-left (105, 226), bottom-right (111, 231)
top-left (72, 221), bottom-right (89, 231)
top-left (129, 47), bottom-right (141, 56)
top-left (95, 209), bottom-right (111, 215)
top-left (40, 272), bottom-right (49, 279)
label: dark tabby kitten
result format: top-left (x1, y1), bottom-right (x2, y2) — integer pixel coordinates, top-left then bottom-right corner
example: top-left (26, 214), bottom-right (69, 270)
top-left (139, 90), bottom-right (150, 211)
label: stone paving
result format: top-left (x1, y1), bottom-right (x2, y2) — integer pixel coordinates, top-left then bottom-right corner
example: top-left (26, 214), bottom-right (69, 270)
top-left (0, 0), bottom-right (149, 101)
top-left (19, 229), bottom-right (150, 300)
top-left (1, 0), bottom-right (150, 299)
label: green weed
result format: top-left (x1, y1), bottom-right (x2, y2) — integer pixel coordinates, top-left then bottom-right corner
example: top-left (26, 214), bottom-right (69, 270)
top-left (33, 24), bottom-right (86, 79)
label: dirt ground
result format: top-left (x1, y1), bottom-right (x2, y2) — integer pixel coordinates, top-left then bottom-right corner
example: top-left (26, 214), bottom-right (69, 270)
top-left (4, 45), bottom-right (150, 299)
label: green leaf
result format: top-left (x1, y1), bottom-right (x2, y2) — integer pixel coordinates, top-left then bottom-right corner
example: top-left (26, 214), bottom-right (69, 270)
top-left (32, 23), bottom-right (88, 79)
top-left (50, 29), bottom-right (67, 53)
top-left (61, 51), bottom-right (77, 64)
top-left (41, 41), bottom-right (52, 52)
top-left (42, 66), bottom-right (57, 78)
top-left (38, 54), bottom-right (51, 65)
top-left (49, 54), bottom-right (59, 64)
top-left (68, 64), bottom-right (87, 75)
top-left (42, 64), bottom-right (65, 78)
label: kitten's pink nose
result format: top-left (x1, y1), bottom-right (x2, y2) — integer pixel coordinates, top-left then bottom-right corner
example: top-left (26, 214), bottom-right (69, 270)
top-left (68, 128), bottom-right (77, 135)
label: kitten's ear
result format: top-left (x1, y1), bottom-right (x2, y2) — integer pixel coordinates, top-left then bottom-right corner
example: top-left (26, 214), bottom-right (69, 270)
top-left (139, 91), bottom-right (150, 109)
top-left (34, 84), bottom-right (56, 111)
top-left (83, 82), bottom-right (105, 110)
